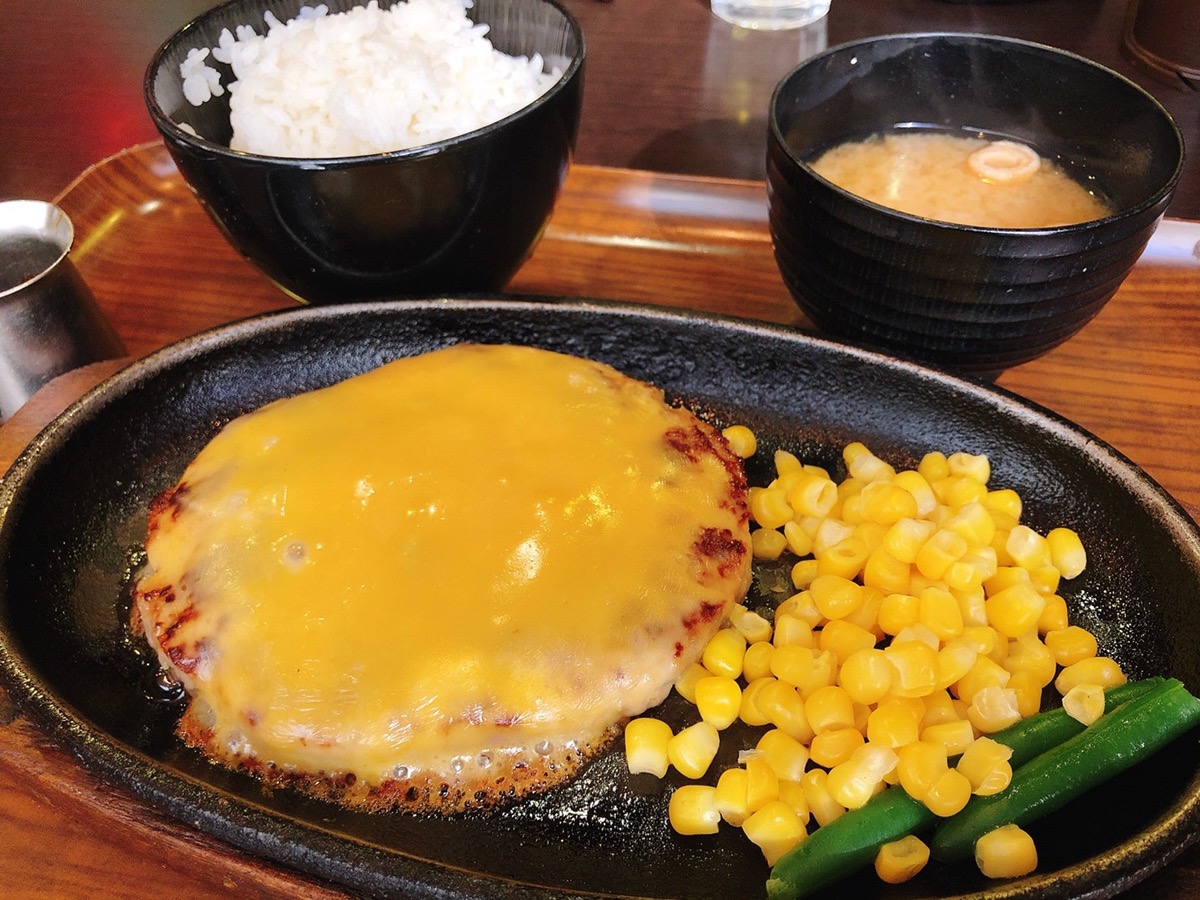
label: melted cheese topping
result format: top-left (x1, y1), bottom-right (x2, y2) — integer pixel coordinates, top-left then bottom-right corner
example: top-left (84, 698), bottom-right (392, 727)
top-left (136, 344), bottom-right (750, 800)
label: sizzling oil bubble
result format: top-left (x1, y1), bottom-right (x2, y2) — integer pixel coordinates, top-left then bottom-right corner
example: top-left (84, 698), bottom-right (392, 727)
top-left (281, 540), bottom-right (308, 570)
top-left (153, 668), bottom-right (186, 702)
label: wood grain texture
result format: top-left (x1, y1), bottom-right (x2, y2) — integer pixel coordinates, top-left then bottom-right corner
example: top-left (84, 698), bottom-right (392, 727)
top-left (0, 144), bottom-right (1197, 898)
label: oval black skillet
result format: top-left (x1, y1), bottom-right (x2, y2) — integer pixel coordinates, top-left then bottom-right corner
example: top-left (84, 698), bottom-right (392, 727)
top-left (0, 298), bottom-right (1196, 899)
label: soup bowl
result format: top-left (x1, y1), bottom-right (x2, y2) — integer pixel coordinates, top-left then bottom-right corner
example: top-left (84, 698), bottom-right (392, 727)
top-left (145, 0), bottom-right (584, 305)
top-left (766, 33), bottom-right (1183, 377)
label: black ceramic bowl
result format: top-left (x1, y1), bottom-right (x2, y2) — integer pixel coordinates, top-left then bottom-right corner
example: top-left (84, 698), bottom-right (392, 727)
top-left (145, 0), bottom-right (584, 305)
top-left (766, 33), bottom-right (1183, 378)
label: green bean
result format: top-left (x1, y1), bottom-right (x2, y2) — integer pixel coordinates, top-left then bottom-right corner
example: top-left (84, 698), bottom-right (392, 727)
top-left (931, 677), bottom-right (1200, 863)
top-left (763, 679), bottom-right (1174, 899)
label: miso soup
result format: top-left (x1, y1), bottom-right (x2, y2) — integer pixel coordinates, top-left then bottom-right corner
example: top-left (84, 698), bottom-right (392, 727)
top-left (809, 132), bottom-right (1112, 229)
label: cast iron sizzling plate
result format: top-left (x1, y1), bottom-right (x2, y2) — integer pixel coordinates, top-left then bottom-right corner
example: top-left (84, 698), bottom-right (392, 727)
top-left (0, 298), bottom-right (1197, 899)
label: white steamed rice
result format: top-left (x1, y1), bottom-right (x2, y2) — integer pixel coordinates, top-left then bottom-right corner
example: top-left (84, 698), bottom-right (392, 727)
top-left (179, 0), bottom-right (561, 158)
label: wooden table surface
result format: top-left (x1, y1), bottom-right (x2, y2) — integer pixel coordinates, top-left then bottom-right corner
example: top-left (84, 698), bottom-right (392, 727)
top-left (1, 1), bottom-right (1199, 898)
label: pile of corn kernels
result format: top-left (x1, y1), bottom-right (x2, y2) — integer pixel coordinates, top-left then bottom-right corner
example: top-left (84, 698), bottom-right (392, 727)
top-left (624, 430), bottom-right (1125, 882)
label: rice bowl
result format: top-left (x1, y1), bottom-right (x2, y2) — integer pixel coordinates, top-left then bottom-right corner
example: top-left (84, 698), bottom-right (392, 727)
top-left (144, 0), bottom-right (584, 303)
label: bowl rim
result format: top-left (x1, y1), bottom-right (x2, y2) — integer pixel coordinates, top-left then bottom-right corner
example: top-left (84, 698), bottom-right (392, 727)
top-left (767, 31), bottom-right (1185, 237)
top-left (143, 0), bottom-right (586, 168)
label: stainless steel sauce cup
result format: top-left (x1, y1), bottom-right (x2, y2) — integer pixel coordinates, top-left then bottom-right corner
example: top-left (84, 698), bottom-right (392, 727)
top-left (0, 200), bottom-right (125, 420)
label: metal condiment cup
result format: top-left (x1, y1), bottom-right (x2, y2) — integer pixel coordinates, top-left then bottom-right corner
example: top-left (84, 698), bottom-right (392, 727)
top-left (0, 200), bottom-right (125, 421)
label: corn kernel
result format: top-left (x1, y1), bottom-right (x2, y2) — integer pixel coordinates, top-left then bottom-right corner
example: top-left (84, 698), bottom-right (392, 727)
top-left (1044, 625), bottom-right (1098, 666)
top-left (862, 548), bottom-right (912, 595)
top-left (715, 766), bottom-right (750, 826)
top-left (956, 585), bottom-right (989, 629)
top-left (743, 641), bottom-right (776, 682)
top-left (918, 451), bottom-right (951, 483)
top-left (882, 517), bottom-right (937, 565)
top-left (695, 675), bottom-right (742, 730)
top-left (940, 473), bottom-right (991, 508)
top-left (866, 701), bottom-right (921, 749)
top-left (954, 655), bottom-right (1011, 704)
top-left (975, 824), bottom-right (1038, 879)
top-left (743, 800), bottom-right (807, 866)
top-left (960, 625), bottom-right (1007, 663)
top-left (885, 639), bottom-right (940, 698)
top-left (1063, 683), bottom-right (1107, 726)
top-left (668, 784), bottom-right (720, 835)
top-left (773, 448), bottom-right (804, 475)
top-left (982, 487), bottom-right (1022, 521)
top-left (1006, 670), bottom-right (1045, 718)
top-left (623, 717), bottom-right (673, 777)
top-left (674, 662), bottom-right (708, 704)
top-left (943, 501), bottom-right (996, 548)
top-left (790, 558), bottom-right (821, 591)
top-left (730, 604), bottom-right (774, 644)
top-left (777, 779), bottom-right (811, 822)
top-left (819, 619), bottom-right (877, 665)
top-left (743, 752), bottom-right (781, 812)
top-left (842, 585), bottom-right (886, 640)
top-left (936, 639), bottom-right (979, 691)
top-left (943, 560), bottom-right (985, 595)
top-left (758, 679), bottom-right (816, 743)
top-left (703, 627), bottom-right (747, 679)
top-left (839, 648), bottom-right (894, 706)
top-left (810, 574), bottom-right (864, 620)
top-left (739, 677), bottom-right (774, 727)
top-left (812, 518), bottom-right (855, 556)
top-left (752, 527), bottom-right (789, 560)
top-left (783, 520), bottom-right (815, 557)
top-left (878, 592), bottom-right (920, 636)
top-left (1037, 594), bottom-right (1070, 634)
top-left (891, 470), bottom-right (938, 517)
top-left (918, 586), bottom-right (964, 641)
top-left (920, 688), bottom-right (964, 728)
top-left (777, 590), bottom-right (823, 628)
top-left (915, 528), bottom-right (969, 581)
top-left (805, 684), bottom-right (857, 733)
top-left (863, 481), bottom-right (919, 525)
top-left (983, 565), bottom-right (1031, 595)
top-left (816, 536), bottom-right (870, 581)
top-left (922, 719), bottom-right (977, 756)
top-left (787, 473), bottom-right (838, 518)
top-left (895, 741), bottom-right (948, 801)
top-left (1006, 524), bottom-right (1052, 571)
top-left (844, 442), bottom-right (894, 483)
top-left (967, 685), bottom-right (1023, 733)
top-left (1055, 656), bottom-right (1126, 695)
top-left (923, 767), bottom-right (973, 817)
top-left (1046, 526), bottom-right (1087, 579)
top-left (947, 451), bottom-right (991, 484)
top-left (721, 425), bottom-right (757, 459)
top-left (827, 743), bottom-right (898, 809)
top-left (772, 644), bottom-right (817, 688)
top-left (773, 614), bottom-right (815, 648)
top-left (984, 581), bottom-right (1046, 639)
top-left (956, 736), bottom-right (1013, 796)
top-left (757, 728), bottom-right (810, 782)
top-left (1025, 564), bottom-right (1060, 597)
top-left (801, 769), bottom-right (846, 827)
top-left (875, 834), bottom-right (931, 885)
top-left (751, 487), bottom-right (794, 530)
top-left (809, 726), bottom-right (865, 768)
top-left (667, 721), bottom-right (720, 779)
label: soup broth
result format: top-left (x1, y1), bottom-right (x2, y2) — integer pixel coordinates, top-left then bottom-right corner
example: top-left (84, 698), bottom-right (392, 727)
top-left (809, 132), bottom-right (1112, 228)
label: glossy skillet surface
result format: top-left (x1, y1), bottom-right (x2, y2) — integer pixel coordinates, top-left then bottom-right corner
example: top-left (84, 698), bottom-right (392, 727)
top-left (0, 298), bottom-right (1196, 899)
